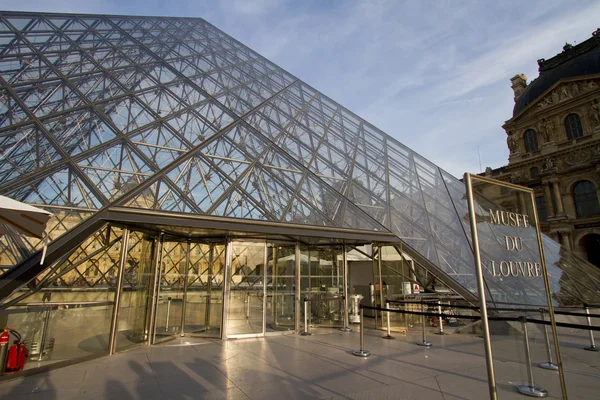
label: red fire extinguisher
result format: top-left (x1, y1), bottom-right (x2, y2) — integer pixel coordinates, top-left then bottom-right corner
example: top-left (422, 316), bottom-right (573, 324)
top-left (4, 329), bottom-right (27, 374)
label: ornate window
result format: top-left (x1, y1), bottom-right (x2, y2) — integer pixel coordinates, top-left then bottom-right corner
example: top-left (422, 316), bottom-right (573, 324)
top-left (573, 180), bottom-right (600, 218)
top-left (565, 113), bottom-right (583, 140)
top-left (530, 167), bottom-right (539, 179)
top-left (535, 196), bottom-right (547, 221)
top-left (523, 129), bottom-right (538, 152)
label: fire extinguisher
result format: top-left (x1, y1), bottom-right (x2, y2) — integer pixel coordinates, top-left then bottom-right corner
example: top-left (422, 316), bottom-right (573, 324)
top-left (4, 329), bottom-right (27, 374)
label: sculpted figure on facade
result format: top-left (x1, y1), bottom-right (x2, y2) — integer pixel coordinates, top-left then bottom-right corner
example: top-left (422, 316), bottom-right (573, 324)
top-left (507, 132), bottom-right (518, 154)
top-left (551, 90), bottom-right (560, 104)
top-left (560, 85), bottom-right (570, 100)
top-left (543, 157), bottom-right (554, 171)
top-left (538, 118), bottom-right (554, 142)
top-left (591, 98), bottom-right (600, 126)
top-left (584, 80), bottom-right (599, 91)
top-left (571, 82), bottom-right (580, 97)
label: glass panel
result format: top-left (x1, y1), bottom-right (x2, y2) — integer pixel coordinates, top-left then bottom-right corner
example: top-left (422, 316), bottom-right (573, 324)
top-left (227, 242), bottom-right (265, 336)
top-left (1, 302), bottom-right (113, 371)
top-left (184, 243), bottom-right (224, 338)
top-left (300, 246), bottom-right (343, 329)
top-left (116, 231), bottom-right (154, 349)
top-left (154, 241), bottom-right (185, 339)
top-left (265, 244), bottom-right (295, 332)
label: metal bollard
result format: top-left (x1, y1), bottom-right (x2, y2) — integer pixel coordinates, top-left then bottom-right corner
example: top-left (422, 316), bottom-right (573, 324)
top-left (353, 307), bottom-right (370, 357)
top-left (583, 304), bottom-right (599, 352)
top-left (538, 309), bottom-right (558, 371)
top-left (165, 297), bottom-right (171, 331)
top-left (38, 308), bottom-right (51, 361)
top-left (246, 292), bottom-right (250, 319)
top-left (516, 316), bottom-right (548, 398)
top-left (340, 296), bottom-right (352, 332)
top-left (435, 300), bottom-right (445, 335)
top-left (416, 300), bottom-right (432, 346)
top-left (300, 298), bottom-right (312, 336)
top-left (383, 302), bottom-right (394, 339)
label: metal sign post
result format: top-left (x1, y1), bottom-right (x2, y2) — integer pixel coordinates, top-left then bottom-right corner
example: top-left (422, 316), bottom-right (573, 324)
top-left (464, 173), bottom-right (497, 400)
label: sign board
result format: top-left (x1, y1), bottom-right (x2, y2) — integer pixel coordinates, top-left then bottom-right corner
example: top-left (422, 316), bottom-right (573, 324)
top-left (463, 173), bottom-right (567, 399)
top-left (413, 284), bottom-right (420, 294)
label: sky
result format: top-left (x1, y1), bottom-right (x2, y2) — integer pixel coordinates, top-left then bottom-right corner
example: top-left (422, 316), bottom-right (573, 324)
top-left (2, 0), bottom-right (599, 178)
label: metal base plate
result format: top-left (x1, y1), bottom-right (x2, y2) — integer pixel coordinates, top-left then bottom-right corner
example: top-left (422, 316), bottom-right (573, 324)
top-left (340, 327), bottom-right (352, 332)
top-left (584, 346), bottom-right (600, 352)
top-left (352, 350), bottom-right (371, 357)
top-left (538, 362), bottom-right (559, 371)
top-left (382, 335), bottom-right (395, 340)
top-left (416, 340), bottom-right (432, 347)
top-left (517, 385), bottom-right (548, 397)
top-left (434, 331), bottom-right (446, 335)
top-left (300, 332), bottom-right (312, 336)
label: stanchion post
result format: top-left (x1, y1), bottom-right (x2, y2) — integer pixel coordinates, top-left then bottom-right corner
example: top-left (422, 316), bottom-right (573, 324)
top-left (341, 245), bottom-right (352, 332)
top-left (245, 291), bottom-right (250, 319)
top-left (435, 300), bottom-right (445, 335)
top-left (38, 308), bottom-right (51, 361)
top-left (516, 316), bottom-right (548, 398)
top-left (353, 306), bottom-right (370, 357)
top-left (583, 304), bottom-right (599, 352)
top-left (165, 297), bottom-right (171, 331)
top-left (538, 309), bottom-right (558, 371)
top-left (416, 299), bottom-right (432, 347)
top-left (300, 298), bottom-right (312, 336)
top-left (383, 302), bottom-right (394, 339)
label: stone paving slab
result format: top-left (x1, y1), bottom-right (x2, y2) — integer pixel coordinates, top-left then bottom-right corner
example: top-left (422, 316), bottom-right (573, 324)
top-left (0, 327), bottom-right (598, 399)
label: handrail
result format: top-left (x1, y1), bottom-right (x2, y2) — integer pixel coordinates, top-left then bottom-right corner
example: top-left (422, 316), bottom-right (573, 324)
top-left (1, 301), bottom-right (114, 314)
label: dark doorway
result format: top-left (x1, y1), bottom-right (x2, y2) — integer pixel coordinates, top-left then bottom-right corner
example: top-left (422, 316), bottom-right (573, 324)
top-left (581, 234), bottom-right (600, 268)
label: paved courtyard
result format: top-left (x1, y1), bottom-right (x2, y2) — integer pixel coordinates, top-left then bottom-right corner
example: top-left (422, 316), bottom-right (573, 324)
top-left (0, 325), bottom-right (598, 399)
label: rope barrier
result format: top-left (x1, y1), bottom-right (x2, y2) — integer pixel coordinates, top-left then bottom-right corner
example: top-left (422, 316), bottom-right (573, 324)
top-left (360, 304), bottom-right (600, 332)
top-left (304, 296), bottom-right (344, 303)
top-left (386, 299), bottom-right (600, 318)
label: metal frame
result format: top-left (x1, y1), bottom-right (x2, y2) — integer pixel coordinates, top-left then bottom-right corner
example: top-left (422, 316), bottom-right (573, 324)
top-left (464, 173), bottom-right (568, 400)
top-left (1, 11), bottom-right (599, 324)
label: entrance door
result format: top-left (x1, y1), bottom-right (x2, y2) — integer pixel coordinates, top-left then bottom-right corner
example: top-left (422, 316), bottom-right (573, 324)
top-left (227, 242), bottom-right (265, 337)
top-left (153, 240), bottom-right (224, 341)
top-left (265, 244), bottom-right (296, 333)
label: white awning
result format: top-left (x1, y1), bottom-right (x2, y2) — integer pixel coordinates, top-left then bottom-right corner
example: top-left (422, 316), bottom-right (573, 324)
top-left (0, 195), bottom-right (53, 239)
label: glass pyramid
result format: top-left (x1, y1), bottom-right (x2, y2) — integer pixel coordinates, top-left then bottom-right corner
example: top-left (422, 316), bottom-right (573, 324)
top-left (0, 11), bottom-right (598, 307)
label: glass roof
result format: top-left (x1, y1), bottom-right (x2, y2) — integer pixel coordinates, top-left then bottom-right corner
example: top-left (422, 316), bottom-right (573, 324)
top-left (0, 11), bottom-right (598, 306)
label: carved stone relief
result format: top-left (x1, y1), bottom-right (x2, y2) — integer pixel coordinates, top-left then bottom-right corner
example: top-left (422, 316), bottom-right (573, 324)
top-left (534, 79), bottom-right (599, 112)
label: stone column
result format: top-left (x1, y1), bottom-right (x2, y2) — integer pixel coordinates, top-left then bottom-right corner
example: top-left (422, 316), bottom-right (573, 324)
top-left (558, 230), bottom-right (571, 250)
top-left (517, 192), bottom-right (527, 214)
top-left (551, 179), bottom-right (565, 215)
top-left (543, 181), bottom-right (555, 217)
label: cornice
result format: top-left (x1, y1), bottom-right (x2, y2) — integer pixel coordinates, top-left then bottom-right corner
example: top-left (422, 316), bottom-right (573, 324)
top-left (505, 137), bottom-right (600, 177)
top-left (504, 76), bottom-right (600, 128)
top-left (538, 30), bottom-right (600, 72)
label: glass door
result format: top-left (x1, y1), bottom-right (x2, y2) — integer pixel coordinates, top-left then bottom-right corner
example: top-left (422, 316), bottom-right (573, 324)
top-left (153, 240), bottom-right (225, 341)
top-left (266, 244), bottom-right (296, 333)
top-left (227, 242), bottom-right (265, 337)
top-left (185, 243), bottom-right (224, 338)
top-left (300, 246), bottom-right (344, 329)
top-left (154, 241), bottom-right (186, 340)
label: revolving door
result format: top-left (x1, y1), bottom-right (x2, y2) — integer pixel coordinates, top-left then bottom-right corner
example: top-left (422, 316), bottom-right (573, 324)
top-left (153, 240), bottom-right (225, 340)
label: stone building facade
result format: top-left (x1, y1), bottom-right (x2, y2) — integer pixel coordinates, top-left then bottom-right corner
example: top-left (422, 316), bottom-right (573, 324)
top-left (487, 29), bottom-right (600, 267)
